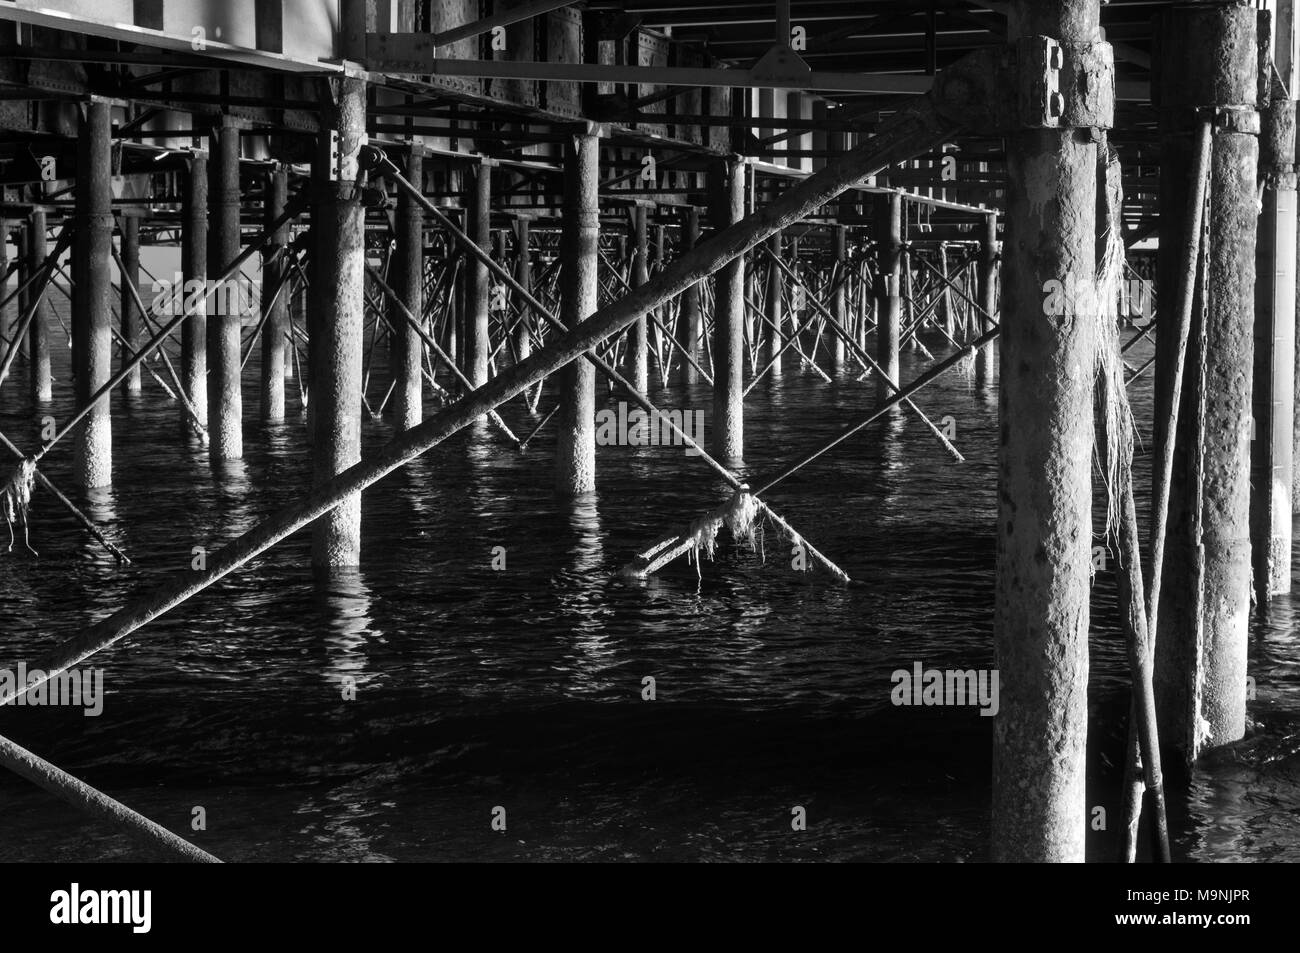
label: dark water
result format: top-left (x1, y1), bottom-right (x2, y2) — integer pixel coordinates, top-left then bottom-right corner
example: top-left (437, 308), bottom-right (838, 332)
top-left (1, 303), bottom-right (1298, 862)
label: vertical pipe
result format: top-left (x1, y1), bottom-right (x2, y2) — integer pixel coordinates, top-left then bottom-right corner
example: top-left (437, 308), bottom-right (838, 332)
top-left (71, 99), bottom-right (113, 488)
top-left (709, 157), bottom-right (745, 461)
top-left (0, 220), bottom-right (7, 357)
top-left (875, 192), bottom-right (902, 405)
top-left (208, 120), bottom-right (243, 461)
top-left (182, 153), bottom-right (209, 429)
top-left (831, 225), bottom-right (847, 375)
top-left (119, 213), bottom-right (142, 396)
top-left (515, 216), bottom-right (532, 368)
top-left (655, 221), bottom-right (667, 379)
top-left (555, 129), bottom-right (600, 496)
top-left (11, 222), bottom-right (27, 362)
top-left (261, 166), bottom-right (289, 423)
top-left (940, 241), bottom-right (955, 340)
top-left (766, 231), bottom-right (784, 378)
top-left (677, 207), bottom-right (702, 385)
top-left (392, 148), bottom-right (424, 430)
top-left (775, 0), bottom-right (791, 46)
top-left (1252, 96), bottom-right (1296, 599)
top-left (311, 74), bottom-right (366, 566)
top-left (15, 225), bottom-right (27, 371)
top-left (28, 210), bottom-right (51, 404)
top-left (1154, 2), bottom-right (1258, 759)
top-left (977, 211), bottom-right (998, 387)
top-left (629, 204), bottom-right (650, 393)
top-left (857, 257), bottom-right (870, 353)
top-left (467, 160), bottom-right (491, 390)
top-left (992, 0), bottom-right (1104, 863)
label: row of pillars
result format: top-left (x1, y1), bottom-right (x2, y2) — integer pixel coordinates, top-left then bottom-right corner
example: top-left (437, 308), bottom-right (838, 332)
top-left (3, 109), bottom-right (1001, 524)
top-left (994, 0), bottom-right (1300, 862)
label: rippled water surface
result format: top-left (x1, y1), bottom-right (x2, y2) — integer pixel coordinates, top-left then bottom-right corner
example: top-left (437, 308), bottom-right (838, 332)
top-left (1, 295), bottom-right (1298, 862)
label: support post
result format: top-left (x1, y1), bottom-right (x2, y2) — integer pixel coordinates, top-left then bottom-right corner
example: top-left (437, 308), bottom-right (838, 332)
top-left (0, 220), bottom-right (8, 360)
top-left (119, 213), bottom-right (143, 396)
top-left (261, 166), bottom-right (289, 423)
top-left (467, 159), bottom-right (492, 390)
top-left (765, 231), bottom-right (784, 379)
top-left (555, 129), bottom-right (600, 496)
top-left (710, 157), bottom-right (746, 461)
top-left (71, 99), bottom-right (113, 489)
top-left (1252, 94), bottom-right (1297, 599)
top-left (976, 211), bottom-right (998, 387)
top-left (677, 207), bottom-right (703, 385)
top-left (1154, 2), bottom-right (1258, 760)
top-left (939, 242), bottom-right (954, 340)
top-left (831, 225), bottom-right (847, 375)
top-left (629, 204), bottom-right (651, 393)
top-left (992, 0), bottom-right (1106, 863)
top-left (515, 216), bottom-right (533, 369)
top-left (311, 74), bottom-right (367, 566)
top-left (28, 210), bottom-right (51, 404)
top-left (392, 148), bottom-right (424, 430)
top-left (875, 192), bottom-right (902, 405)
top-left (182, 152), bottom-right (209, 430)
top-left (208, 120), bottom-right (243, 461)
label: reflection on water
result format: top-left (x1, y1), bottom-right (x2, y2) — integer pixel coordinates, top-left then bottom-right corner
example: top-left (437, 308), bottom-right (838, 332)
top-left (0, 305), bottom-right (1297, 862)
top-left (316, 567), bottom-right (380, 695)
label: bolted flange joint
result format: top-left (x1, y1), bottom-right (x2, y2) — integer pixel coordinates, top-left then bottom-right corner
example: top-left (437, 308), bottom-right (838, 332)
top-left (1011, 35), bottom-right (1114, 132)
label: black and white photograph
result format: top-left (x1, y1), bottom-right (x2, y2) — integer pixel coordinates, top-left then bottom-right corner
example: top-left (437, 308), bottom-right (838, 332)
top-left (0, 0), bottom-right (1289, 929)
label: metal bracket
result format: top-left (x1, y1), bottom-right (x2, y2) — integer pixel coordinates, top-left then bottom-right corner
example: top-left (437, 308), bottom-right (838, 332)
top-left (1018, 37), bottom-right (1065, 127)
top-left (751, 44), bottom-right (812, 87)
top-left (1013, 36), bottom-right (1114, 131)
top-left (1210, 105), bottom-right (1262, 136)
top-left (329, 130), bottom-right (369, 182)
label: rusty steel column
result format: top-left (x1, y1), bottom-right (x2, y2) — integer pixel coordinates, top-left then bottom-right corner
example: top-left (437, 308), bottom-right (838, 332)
top-left (875, 192), bottom-right (902, 406)
top-left (208, 120), bottom-right (243, 461)
top-left (118, 212), bottom-right (143, 396)
top-left (182, 152), bottom-right (209, 430)
top-left (392, 148), bottom-right (424, 430)
top-left (676, 206), bottom-right (703, 385)
top-left (514, 216), bottom-right (532, 369)
top-left (0, 221), bottom-right (7, 358)
top-left (1154, 1), bottom-right (1258, 761)
top-left (709, 157), bottom-right (746, 461)
top-left (71, 99), bottom-right (113, 489)
top-left (765, 231), bottom-right (784, 379)
top-left (993, 0), bottom-right (1109, 862)
top-left (555, 129), bottom-right (600, 496)
top-left (261, 166), bottom-right (289, 423)
top-left (628, 204), bottom-right (650, 394)
top-left (1252, 91), bottom-right (1296, 599)
top-left (311, 74), bottom-right (367, 566)
top-left (466, 159), bottom-right (492, 390)
top-left (27, 210), bottom-right (51, 404)
top-left (831, 225), bottom-right (848, 375)
top-left (976, 211), bottom-right (999, 388)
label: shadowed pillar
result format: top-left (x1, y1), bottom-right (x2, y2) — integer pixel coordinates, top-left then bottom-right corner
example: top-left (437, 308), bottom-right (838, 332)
top-left (709, 157), bottom-right (745, 462)
top-left (392, 148), bottom-right (424, 430)
top-left (71, 99), bottom-right (113, 488)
